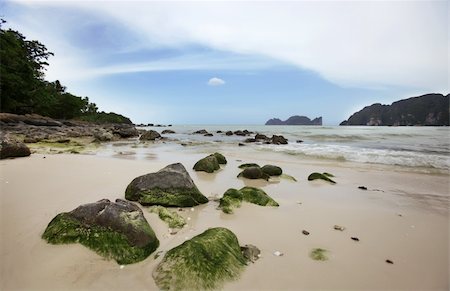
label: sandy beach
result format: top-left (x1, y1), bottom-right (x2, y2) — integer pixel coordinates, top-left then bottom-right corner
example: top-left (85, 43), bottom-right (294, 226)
top-left (1, 144), bottom-right (448, 290)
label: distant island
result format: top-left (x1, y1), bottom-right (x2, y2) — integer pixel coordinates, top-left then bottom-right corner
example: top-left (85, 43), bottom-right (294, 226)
top-left (265, 115), bottom-right (322, 125)
top-left (340, 93), bottom-right (449, 126)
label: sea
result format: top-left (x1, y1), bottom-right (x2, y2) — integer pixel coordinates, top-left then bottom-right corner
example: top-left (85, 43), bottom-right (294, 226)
top-left (119, 125), bottom-right (449, 173)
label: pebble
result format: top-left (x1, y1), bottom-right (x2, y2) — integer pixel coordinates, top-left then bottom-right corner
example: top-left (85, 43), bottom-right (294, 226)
top-left (386, 259), bottom-right (394, 264)
top-left (334, 225), bottom-right (345, 231)
top-left (296, 201), bottom-right (302, 205)
top-left (358, 186), bottom-right (368, 190)
top-left (302, 230), bottom-right (310, 235)
top-left (273, 251), bottom-right (284, 256)
top-left (351, 237), bottom-right (360, 242)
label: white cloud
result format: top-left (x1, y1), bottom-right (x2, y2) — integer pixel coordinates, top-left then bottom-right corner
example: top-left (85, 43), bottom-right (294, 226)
top-left (10, 0), bottom-right (449, 92)
top-left (207, 77), bottom-right (225, 86)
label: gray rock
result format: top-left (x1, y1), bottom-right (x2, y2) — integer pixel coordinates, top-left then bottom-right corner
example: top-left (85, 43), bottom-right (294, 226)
top-left (125, 163), bottom-right (209, 207)
top-left (0, 135), bottom-right (31, 159)
top-left (140, 130), bottom-right (161, 141)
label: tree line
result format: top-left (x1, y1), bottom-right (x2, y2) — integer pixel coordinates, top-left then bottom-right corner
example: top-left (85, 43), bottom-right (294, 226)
top-left (0, 19), bottom-right (131, 124)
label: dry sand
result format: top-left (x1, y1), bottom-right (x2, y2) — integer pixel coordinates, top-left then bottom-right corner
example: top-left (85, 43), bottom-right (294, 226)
top-left (0, 146), bottom-right (449, 290)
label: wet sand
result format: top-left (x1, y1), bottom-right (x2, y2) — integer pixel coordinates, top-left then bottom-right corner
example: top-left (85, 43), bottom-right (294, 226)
top-left (0, 147), bottom-right (448, 290)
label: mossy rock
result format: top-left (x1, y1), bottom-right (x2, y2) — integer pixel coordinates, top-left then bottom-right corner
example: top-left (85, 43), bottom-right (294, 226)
top-left (307, 172), bottom-right (336, 184)
top-left (42, 199), bottom-right (159, 265)
top-left (153, 227), bottom-right (247, 290)
top-left (218, 188), bottom-right (244, 214)
top-left (212, 152), bottom-right (227, 164)
top-left (125, 163), bottom-right (208, 207)
top-left (261, 165), bottom-right (283, 176)
top-left (240, 187), bottom-right (279, 207)
top-left (219, 187), bottom-right (279, 214)
top-left (238, 163), bottom-right (260, 169)
top-left (237, 167), bottom-right (269, 180)
top-left (310, 248), bottom-right (328, 261)
top-left (193, 155), bottom-right (220, 173)
top-left (149, 206), bottom-right (186, 228)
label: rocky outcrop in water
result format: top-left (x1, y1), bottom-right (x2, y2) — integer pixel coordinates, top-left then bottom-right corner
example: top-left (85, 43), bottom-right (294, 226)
top-left (266, 115), bottom-right (322, 125)
top-left (340, 93), bottom-right (449, 126)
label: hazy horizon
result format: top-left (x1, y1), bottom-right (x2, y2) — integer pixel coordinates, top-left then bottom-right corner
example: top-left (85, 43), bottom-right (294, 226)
top-left (3, 0), bottom-right (448, 125)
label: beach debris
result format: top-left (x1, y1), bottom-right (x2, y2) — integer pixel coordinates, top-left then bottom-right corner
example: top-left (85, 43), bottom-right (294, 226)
top-left (153, 228), bottom-right (247, 290)
top-left (351, 237), bottom-right (360, 242)
top-left (302, 230), bottom-right (310, 235)
top-left (280, 174), bottom-right (297, 182)
top-left (125, 163), bottom-right (209, 207)
top-left (296, 140), bottom-right (304, 143)
top-left (149, 206), bottom-right (187, 229)
top-left (358, 186), bottom-right (368, 190)
top-left (333, 225), bottom-right (345, 231)
top-left (273, 251), bottom-right (284, 256)
top-left (310, 248), bottom-right (328, 261)
top-left (154, 250), bottom-right (164, 259)
top-left (241, 244), bottom-right (261, 263)
top-left (218, 187), bottom-right (279, 214)
top-left (307, 172), bottom-right (336, 184)
top-left (385, 259), bottom-right (394, 264)
top-left (238, 143), bottom-right (245, 146)
top-left (42, 199), bottom-right (159, 265)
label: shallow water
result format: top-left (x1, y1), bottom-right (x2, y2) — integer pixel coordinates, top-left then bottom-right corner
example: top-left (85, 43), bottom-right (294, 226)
top-left (136, 125), bottom-right (450, 171)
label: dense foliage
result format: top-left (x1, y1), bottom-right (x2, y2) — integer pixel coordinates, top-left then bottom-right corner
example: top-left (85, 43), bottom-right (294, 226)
top-left (0, 20), bottom-right (131, 123)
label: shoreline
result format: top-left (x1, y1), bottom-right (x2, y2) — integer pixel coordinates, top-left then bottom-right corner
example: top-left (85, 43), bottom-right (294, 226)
top-left (1, 145), bottom-right (449, 290)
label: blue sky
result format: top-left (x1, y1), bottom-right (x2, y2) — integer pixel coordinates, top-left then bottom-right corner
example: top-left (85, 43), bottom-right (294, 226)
top-left (3, 0), bottom-right (448, 125)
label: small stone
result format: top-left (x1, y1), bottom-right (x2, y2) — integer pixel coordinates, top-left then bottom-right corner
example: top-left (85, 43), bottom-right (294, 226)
top-left (120, 265), bottom-right (125, 269)
top-left (386, 259), bottom-right (394, 264)
top-left (296, 201), bottom-right (302, 205)
top-left (190, 208), bottom-right (195, 212)
top-left (187, 217), bottom-right (191, 221)
top-left (358, 186), bottom-right (368, 190)
top-left (351, 237), bottom-right (360, 242)
top-left (397, 213), bottom-right (403, 217)
top-left (302, 230), bottom-right (310, 235)
top-left (334, 225), bottom-right (345, 231)
top-left (273, 251), bottom-right (284, 256)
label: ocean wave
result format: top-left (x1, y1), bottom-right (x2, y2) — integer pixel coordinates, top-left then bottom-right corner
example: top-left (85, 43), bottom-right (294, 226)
top-left (257, 143), bottom-right (450, 170)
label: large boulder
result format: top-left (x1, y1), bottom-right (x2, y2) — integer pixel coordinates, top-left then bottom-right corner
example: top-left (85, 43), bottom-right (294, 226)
top-left (125, 163), bottom-right (208, 207)
top-left (0, 135), bottom-right (31, 159)
top-left (42, 199), bottom-right (159, 265)
top-left (93, 129), bottom-right (114, 142)
top-left (308, 172), bottom-right (336, 184)
top-left (212, 152), bottom-right (227, 164)
top-left (139, 130), bottom-right (161, 141)
top-left (153, 227), bottom-right (247, 290)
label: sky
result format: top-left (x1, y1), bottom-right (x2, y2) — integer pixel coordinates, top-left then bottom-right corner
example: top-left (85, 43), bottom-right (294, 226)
top-left (2, 0), bottom-right (448, 125)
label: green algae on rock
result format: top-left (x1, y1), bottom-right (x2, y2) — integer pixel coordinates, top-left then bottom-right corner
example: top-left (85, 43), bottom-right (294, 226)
top-left (42, 199), bottom-right (159, 265)
top-left (240, 186), bottom-right (279, 207)
top-left (218, 188), bottom-right (244, 214)
top-left (310, 248), bottom-right (329, 261)
top-left (149, 206), bottom-right (186, 228)
top-left (261, 164), bottom-right (283, 176)
top-left (125, 163), bottom-right (208, 207)
top-left (193, 155), bottom-right (220, 173)
top-left (153, 227), bottom-right (247, 290)
top-left (307, 172), bottom-right (336, 184)
top-left (213, 152), bottom-right (227, 164)
top-left (219, 187), bottom-right (279, 214)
